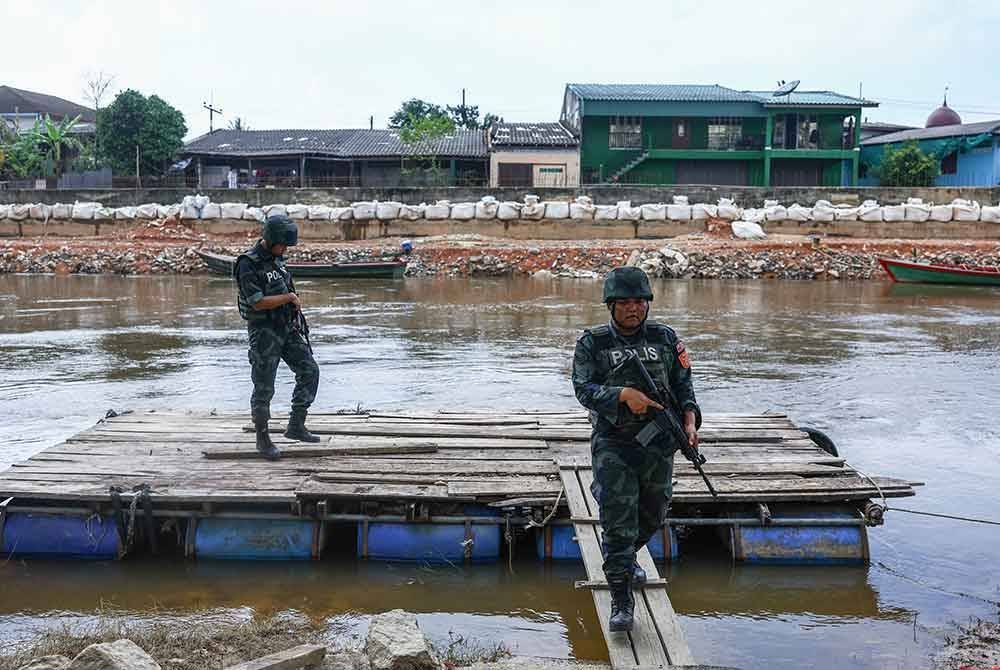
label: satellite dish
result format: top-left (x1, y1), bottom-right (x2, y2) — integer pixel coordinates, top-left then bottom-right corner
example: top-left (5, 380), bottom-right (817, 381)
top-left (774, 80), bottom-right (800, 96)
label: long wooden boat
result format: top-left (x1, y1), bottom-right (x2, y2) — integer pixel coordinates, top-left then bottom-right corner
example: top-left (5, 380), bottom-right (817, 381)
top-left (878, 257), bottom-right (1000, 286)
top-left (197, 250), bottom-right (407, 279)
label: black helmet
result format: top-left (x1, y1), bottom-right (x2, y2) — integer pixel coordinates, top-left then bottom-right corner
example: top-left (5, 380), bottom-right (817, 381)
top-left (262, 214), bottom-right (298, 246)
top-left (603, 266), bottom-right (653, 303)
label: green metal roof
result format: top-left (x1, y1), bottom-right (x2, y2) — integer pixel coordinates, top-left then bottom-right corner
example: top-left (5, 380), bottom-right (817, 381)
top-left (750, 90), bottom-right (878, 107)
top-left (567, 84), bottom-right (761, 103)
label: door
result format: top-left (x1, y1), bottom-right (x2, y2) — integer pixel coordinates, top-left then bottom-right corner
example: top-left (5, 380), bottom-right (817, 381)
top-left (675, 160), bottom-right (748, 185)
top-left (672, 119), bottom-right (690, 149)
top-left (498, 163), bottom-right (533, 187)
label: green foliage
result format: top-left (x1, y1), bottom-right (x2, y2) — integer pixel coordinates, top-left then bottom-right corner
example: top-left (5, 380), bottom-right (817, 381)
top-left (398, 113), bottom-right (455, 186)
top-left (876, 140), bottom-right (940, 187)
top-left (446, 103), bottom-right (481, 130)
top-left (31, 114), bottom-right (83, 177)
top-left (97, 89), bottom-right (186, 176)
top-left (0, 125), bottom-right (44, 179)
top-left (389, 98), bottom-right (450, 130)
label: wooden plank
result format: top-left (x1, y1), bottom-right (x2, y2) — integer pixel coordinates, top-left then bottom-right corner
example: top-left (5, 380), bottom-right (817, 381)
top-left (447, 479), bottom-right (563, 497)
top-left (576, 579), bottom-right (669, 590)
top-left (223, 643), bottom-right (326, 670)
top-left (295, 479), bottom-right (463, 501)
top-left (202, 444), bottom-right (439, 459)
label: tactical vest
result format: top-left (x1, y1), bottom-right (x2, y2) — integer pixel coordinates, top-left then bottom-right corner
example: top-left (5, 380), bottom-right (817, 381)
top-left (234, 244), bottom-right (295, 324)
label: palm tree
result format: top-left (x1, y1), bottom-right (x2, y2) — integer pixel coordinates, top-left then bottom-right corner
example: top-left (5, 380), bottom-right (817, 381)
top-left (31, 114), bottom-right (83, 178)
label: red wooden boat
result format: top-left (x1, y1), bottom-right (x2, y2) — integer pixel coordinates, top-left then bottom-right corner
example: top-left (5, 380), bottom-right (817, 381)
top-left (878, 257), bottom-right (1000, 286)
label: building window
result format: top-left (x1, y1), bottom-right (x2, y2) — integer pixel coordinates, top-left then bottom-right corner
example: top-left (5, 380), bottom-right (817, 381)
top-left (708, 117), bottom-right (743, 150)
top-left (940, 151), bottom-right (958, 175)
top-left (797, 114), bottom-right (819, 149)
top-left (609, 115), bottom-right (642, 149)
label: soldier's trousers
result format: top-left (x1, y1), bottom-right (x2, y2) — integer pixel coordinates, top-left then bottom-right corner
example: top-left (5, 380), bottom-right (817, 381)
top-left (247, 323), bottom-right (319, 425)
top-left (590, 432), bottom-right (674, 582)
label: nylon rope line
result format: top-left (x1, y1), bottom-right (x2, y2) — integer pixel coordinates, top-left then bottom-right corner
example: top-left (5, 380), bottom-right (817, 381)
top-left (851, 467), bottom-right (1000, 526)
top-left (525, 486), bottom-right (565, 530)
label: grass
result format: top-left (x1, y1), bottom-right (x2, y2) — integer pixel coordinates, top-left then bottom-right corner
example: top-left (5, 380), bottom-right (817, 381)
top-left (434, 632), bottom-right (512, 668)
top-left (935, 616), bottom-right (1000, 669)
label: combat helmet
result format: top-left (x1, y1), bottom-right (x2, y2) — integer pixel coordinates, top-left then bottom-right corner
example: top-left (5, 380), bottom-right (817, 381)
top-left (603, 266), bottom-right (653, 303)
top-left (262, 214), bottom-right (299, 247)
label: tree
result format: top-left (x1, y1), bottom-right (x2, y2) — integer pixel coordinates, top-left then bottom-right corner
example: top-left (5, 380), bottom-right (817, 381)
top-left (228, 117), bottom-right (249, 131)
top-left (447, 103), bottom-right (480, 130)
top-left (876, 141), bottom-right (940, 187)
top-left (97, 89), bottom-right (186, 176)
top-left (83, 70), bottom-right (114, 166)
top-left (31, 114), bottom-right (83, 178)
top-left (389, 98), bottom-right (450, 130)
top-left (0, 130), bottom-right (44, 179)
top-left (398, 113), bottom-right (455, 186)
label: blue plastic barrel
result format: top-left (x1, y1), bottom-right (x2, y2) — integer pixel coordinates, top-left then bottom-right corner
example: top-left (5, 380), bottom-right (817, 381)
top-left (194, 518), bottom-right (317, 560)
top-left (1, 512), bottom-right (120, 560)
top-left (728, 507), bottom-right (868, 564)
top-left (535, 525), bottom-right (678, 561)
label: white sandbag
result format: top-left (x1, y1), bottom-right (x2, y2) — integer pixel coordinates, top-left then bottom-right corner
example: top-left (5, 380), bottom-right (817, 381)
top-left (764, 204), bottom-right (788, 221)
top-left (524, 194), bottom-right (540, 206)
top-left (114, 206), bottom-right (136, 220)
top-left (691, 203), bottom-right (718, 220)
top-left (812, 200), bottom-right (836, 222)
top-left (475, 196), bottom-right (498, 220)
top-left (8, 204), bottom-right (30, 220)
top-left (450, 202), bottom-right (475, 220)
top-left (352, 201), bottom-right (376, 220)
top-left (858, 200), bottom-right (882, 222)
top-left (262, 204), bottom-right (287, 218)
top-left (200, 203), bottom-right (221, 219)
top-left (929, 204), bottom-right (953, 222)
top-left (666, 203), bottom-right (692, 221)
top-left (732, 220), bottom-right (767, 240)
top-left (193, 194), bottom-right (210, 210)
top-left (93, 206), bottom-right (115, 221)
top-left (49, 203), bottom-right (72, 220)
top-left (904, 198), bottom-right (931, 222)
top-left (952, 199), bottom-right (981, 221)
top-left (521, 200), bottom-right (545, 220)
top-left (543, 201), bottom-right (569, 219)
top-left (717, 198), bottom-right (741, 221)
top-left (497, 202), bottom-right (522, 220)
top-left (672, 195), bottom-right (689, 205)
top-left (0, 205), bottom-right (7, 220)
top-left (882, 204), bottom-right (905, 222)
top-left (641, 203), bottom-right (667, 221)
top-left (981, 205), bottom-right (1000, 223)
top-left (180, 203), bottom-right (200, 220)
top-left (375, 201), bottom-right (402, 220)
top-left (569, 201), bottom-right (596, 220)
top-left (243, 206), bottom-right (265, 222)
top-left (221, 203), bottom-right (248, 219)
top-left (786, 204), bottom-right (812, 222)
top-left (741, 208), bottom-right (766, 224)
top-left (617, 201), bottom-right (642, 221)
top-left (594, 204), bottom-right (619, 220)
top-left (575, 195), bottom-right (593, 205)
top-left (136, 203), bottom-right (160, 219)
top-left (70, 202), bottom-right (98, 220)
top-left (425, 201), bottom-right (450, 219)
top-left (399, 203), bottom-right (425, 220)
top-left (30, 204), bottom-right (52, 220)
top-left (834, 206), bottom-right (859, 221)
top-left (284, 204), bottom-right (307, 220)
top-left (307, 205), bottom-right (333, 220)
top-left (330, 207), bottom-right (354, 221)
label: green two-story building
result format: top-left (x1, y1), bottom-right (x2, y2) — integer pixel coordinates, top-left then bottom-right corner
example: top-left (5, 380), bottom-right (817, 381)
top-left (560, 83), bottom-right (877, 186)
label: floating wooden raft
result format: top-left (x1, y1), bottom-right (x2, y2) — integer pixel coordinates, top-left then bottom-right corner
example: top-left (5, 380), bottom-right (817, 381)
top-left (0, 410), bottom-right (918, 507)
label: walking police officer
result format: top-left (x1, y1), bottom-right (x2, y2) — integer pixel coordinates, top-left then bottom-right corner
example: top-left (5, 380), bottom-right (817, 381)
top-left (571, 266), bottom-right (701, 632)
top-left (235, 214), bottom-right (321, 460)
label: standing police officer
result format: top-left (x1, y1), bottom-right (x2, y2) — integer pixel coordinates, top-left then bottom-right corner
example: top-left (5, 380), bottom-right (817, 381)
top-left (571, 266), bottom-right (701, 633)
top-left (235, 214), bottom-right (321, 460)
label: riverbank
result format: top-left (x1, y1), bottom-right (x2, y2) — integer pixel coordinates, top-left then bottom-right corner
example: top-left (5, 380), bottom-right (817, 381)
top-left (1, 222), bottom-right (998, 279)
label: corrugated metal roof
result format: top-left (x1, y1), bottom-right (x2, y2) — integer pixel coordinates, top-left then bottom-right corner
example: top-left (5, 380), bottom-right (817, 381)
top-left (750, 90), bottom-right (877, 107)
top-left (491, 122), bottom-right (578, 147)
top-left (860, 119), bottom-right (1000, 145)
top-left (567, 84), bottom-right (761, 103)
top-left (182, 128), bottom-right (487, 158)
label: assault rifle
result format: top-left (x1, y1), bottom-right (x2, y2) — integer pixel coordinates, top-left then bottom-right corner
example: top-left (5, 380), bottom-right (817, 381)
top-left (620, 351), bottom-right (718, 499)
top-left (292, 306), bottom-right (312, 354)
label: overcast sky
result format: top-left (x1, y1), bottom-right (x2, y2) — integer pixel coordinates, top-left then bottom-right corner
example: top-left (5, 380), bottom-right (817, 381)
top-left (5, 0), bottom-right (999, 139)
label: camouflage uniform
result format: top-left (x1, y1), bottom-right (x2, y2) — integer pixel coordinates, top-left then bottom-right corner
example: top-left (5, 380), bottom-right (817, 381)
top-left (235, 240), bottom-right (319, 426)
top-left (572, 319), bottom-right (701, 583)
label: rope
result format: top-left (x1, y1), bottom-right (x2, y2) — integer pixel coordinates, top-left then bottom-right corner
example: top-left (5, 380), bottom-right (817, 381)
top-left (504, 515), bottom-right (514, 575)
top-left (889, 507), bottom-right (1000, 527)
top-left (525, 486), bottom-right (565, 530)
top-left (120, 492), bottom-right (140, 557)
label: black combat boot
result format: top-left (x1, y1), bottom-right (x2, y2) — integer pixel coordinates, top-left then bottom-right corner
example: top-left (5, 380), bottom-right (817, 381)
top-left (284, 409), bottom-right (321, 442)
top-left (632, 560), bottom-right (647, 587)
top-left (254, 419), bottom-right (281, 461)
top-left (608, 577), bottom-right (635, 632)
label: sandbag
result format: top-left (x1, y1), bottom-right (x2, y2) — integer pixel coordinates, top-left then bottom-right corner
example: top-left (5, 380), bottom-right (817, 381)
top-left (981, 205), bottom-right (1000, 223)
top-left (543, 201), bottom-right (569, 219)
top-left (811, 200), bottom-right (835, 222)
top-left (834, 206), bottom-right (859, 221)
top-left (93, 206), bottom-right (115, 221)
top-left (673, 195), bottom-right (689, 205)
top-left (450, 202), bottom-right (475, 220)
top-left (617, 201), bottom-right (642, 221)
top-left (262, 204), bottom-right (287, 218)
top-left (475, 196), bottom-right (498, 220)
top-left (48, 203), bottom-right (72, 220)
top-left (952, 199), bottom-right (981, 221)
top-left (114, 206), bottom-right (136, 220)
top-left (193, 194), bottom-right (210, 210)
top-left (30, 204), bottom-right (52, 220)
top-left (904, 198), bottom-right (931, 222)
top-left (594, 204), bottom-right (618, 220)
top-left (221, 203), bottom-right (248, 219)
top-left (764, 204), bottom-right (787, 221)
top-left (929, 204), bottom-right (953, 222)
top-left (307, 205), bottom-right (332, 220)
top-left (691, 203), bottom-right (718, 220)
top-left (425, 201), bottom-right (451, 219)
top-left (882, 204), bottom-right (905, 222)
top-left (640, 203), bottom-right (666, 221)
top-left (0, 205), bottom-right (7, 220)
top-left (136, 203), bottom-right (160, 219)
top-left (286, 204), bottom-right (308, 220)
top-left (521, 198), bottom-right (545, 220)
top-left (858, 200), bottom-right (882, 222)
top-left (200, 203), bottom-right (221, 219)
top-left (497, 202), bottom-right (522, 220)
top-left (732, 220), bottom-right (767, 239)
top-left (741, 208), bottom-right (766, 224)
top-left (717, 198), bottom-right (741, 221)
top-left (330, 207), bottom-right (354, 221)
top-left (666, 203), bottom-right (691, 221)
top-left (786, 204), bottom-right (812, 222)
top-left (375, 202), bottom-right (402, 220)
top-left (243, 206), bottom-right (265, 222)
top-left (158, 204), bottom-right (181, 219)
top-left (352, 201), bottom-right (376, 220)
top-left (399, 203), bottom-right (425, 220)
top-left (8, 204), bottom-right (30, 220)
top-left (570, 201), bottom-right (596, 220)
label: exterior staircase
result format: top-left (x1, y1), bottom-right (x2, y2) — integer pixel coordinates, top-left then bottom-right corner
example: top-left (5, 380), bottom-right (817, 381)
top-left (606, 150), bottom-right (650, 183)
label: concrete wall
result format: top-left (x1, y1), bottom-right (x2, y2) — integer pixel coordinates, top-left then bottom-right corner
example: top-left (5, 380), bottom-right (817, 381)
top-left (489, 148), bottom-right (581, 187)
top-left (2, 184), bottom-right (999, 208)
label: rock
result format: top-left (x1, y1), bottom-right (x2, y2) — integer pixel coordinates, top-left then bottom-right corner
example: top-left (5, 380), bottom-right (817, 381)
top-left (16, 656), bottom-right (72, 670)
top-left (365, 610), bottom-right (440, 670)
top-left (327, 650), bottom-right (372, 670)
top-left (69, 639), bottom-right (160, 670)
top-left (531, 269), bottom-right (553, 279)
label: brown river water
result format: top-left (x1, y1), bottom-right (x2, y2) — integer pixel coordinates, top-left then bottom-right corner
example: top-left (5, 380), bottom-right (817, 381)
top-left (0, 275), bottom-right (998, 669)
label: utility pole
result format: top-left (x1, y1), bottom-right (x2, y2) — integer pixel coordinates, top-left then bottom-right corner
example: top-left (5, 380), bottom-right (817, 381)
top-left (203, 100), bottom-right (223, 132)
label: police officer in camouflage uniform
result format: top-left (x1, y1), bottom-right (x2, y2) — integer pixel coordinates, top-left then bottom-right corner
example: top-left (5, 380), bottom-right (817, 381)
top-left (235, 214), bottom-right (321, 460)
top-left (571, 266), bottom-right (701, 633)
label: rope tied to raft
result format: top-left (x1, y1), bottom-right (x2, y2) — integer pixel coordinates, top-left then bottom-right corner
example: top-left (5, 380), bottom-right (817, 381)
top-left (525, 486), bottom-right (565, 531)
top-left (853, 468), bottom-right (1000, 527)
top-left (504, 514), bottom-right (514, 574)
